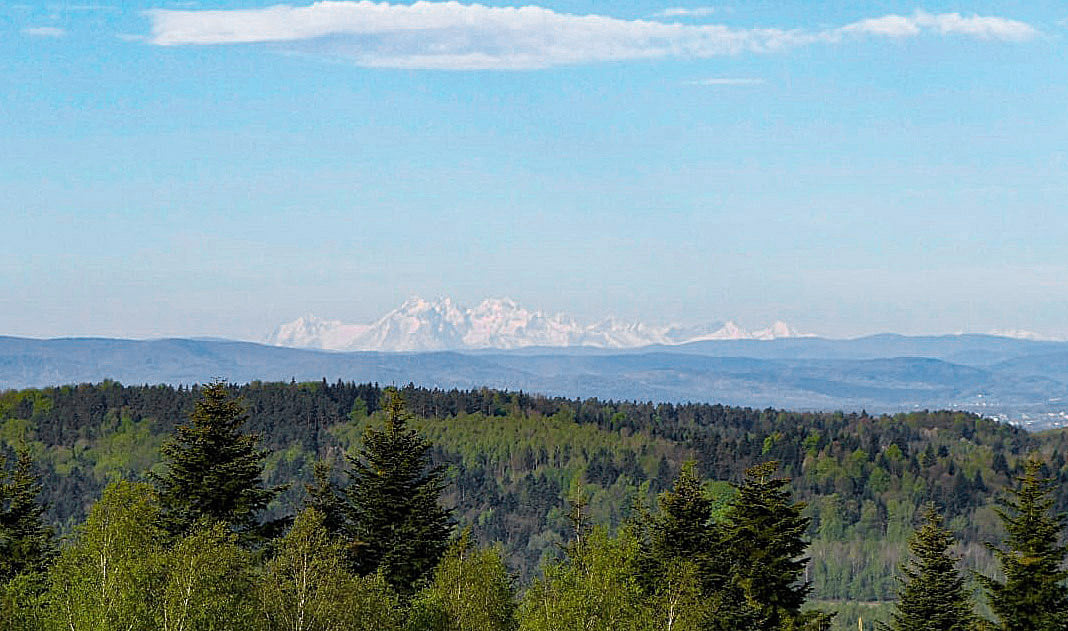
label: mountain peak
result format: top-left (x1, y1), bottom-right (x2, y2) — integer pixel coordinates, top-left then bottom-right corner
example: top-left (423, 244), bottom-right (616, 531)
top-left (265, 297), bottom-right (803, 351)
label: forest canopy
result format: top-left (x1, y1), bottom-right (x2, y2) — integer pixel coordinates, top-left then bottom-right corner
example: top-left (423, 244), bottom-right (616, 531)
top-left (3, 380), bottom-right (1068, 630)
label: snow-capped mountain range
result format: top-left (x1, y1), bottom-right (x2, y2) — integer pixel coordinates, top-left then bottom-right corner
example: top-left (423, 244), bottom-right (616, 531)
top-left (266, 297), bottom-right (805, 352)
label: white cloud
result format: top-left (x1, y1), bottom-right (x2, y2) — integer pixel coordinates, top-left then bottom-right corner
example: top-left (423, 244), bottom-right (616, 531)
top-left (687, 77), bottom-right (764, 85)
top-left (839, 10), bottom-right (1037, 41)
top-left (23, 26), bottom-right (66, 37)
top-left (654, 7), bottom-right (717, 18)
top-left (145, 2), bottom-right (1039, 70)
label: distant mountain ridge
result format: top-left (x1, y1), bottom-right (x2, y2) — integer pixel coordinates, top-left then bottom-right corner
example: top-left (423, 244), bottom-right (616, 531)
top-left (266, 296), bottom-right (804, 351)
top-left (6, 333), bottom-right (1068, 427)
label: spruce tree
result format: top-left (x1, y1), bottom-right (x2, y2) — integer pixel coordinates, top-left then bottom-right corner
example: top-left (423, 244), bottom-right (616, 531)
top-left (641, 461), bottom-right (762, 630)
top-left (152, 381), bottom-right (280, 541)
top-left (884, 505), bottom-right (975, 631)
top-left (724, 460), bottom-right (817, 630)
top-left (649, 461), bottom-right (715, 565)
top-left (0, 450), bottom-right (55, 582)
top-left (304, 460), bottom-right (348, 536)
top-left (981, 457), bottom-right (1068, 631)
top-left (342, 387), bottom-right (451, 593)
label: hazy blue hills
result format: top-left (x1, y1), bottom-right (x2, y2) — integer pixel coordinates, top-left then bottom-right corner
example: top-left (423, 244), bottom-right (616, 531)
top-left (3, 334), bottom-right (1068, 426)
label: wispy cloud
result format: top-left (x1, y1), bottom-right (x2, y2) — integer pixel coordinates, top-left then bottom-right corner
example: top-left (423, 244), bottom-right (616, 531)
top-left (654, 7), bottom-right (717, 18)
top-left (687, 77), bottom-right (764, 86)
top-left (840, 10), bottom-right (1037, 41)
top-left (145, 2), bottom-right (1040, 71)
top-left (53, 4), bottom-right (116, 11)
top-left (23, 26), bottom-right (67, 37)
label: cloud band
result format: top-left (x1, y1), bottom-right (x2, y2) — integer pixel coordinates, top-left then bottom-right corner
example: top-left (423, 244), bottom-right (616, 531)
top-left (146, 2), bottom-right (1038, 70)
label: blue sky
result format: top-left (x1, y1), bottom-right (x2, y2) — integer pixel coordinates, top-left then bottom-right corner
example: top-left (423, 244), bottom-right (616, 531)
top-left (2, 1), bottom-right (1066, 340)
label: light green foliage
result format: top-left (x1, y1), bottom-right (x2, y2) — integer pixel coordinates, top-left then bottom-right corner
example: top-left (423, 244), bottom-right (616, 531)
top-left (90, 413), bottom-right (163, 483)
top-left (1, 573), bottom-right (49, 631)
top-left (44, 481), bottom-right (164, 631)
top-left (159, 522), bottom-right (255, 631)
top-left (0, 419), bottom-right (38, 452)
top-left (518, 526), bottom-right (648, 631)
top-left (259, 508), bottom-right (404, 631)
top-left (643, 559), bottom-right (712, 631)
top-left (409, 531), bottom-right (517, 631)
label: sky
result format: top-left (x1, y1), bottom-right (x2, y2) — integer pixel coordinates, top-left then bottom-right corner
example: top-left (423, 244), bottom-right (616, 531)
top-left (2, 0), bottom-right (1066, 341)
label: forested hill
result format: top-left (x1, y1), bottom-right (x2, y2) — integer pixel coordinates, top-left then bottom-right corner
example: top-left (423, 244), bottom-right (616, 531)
top-left (7, 335), bottom-right (1068, 424)
top-left (2, 380), bottom-right (1067, 604)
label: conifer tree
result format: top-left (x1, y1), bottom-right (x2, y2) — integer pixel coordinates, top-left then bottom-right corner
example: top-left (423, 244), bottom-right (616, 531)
top-left (342, 387), bottom-right (452, 593)
top-left (304, 460), bottom-right (347, 536)
top-left (152, 381), bottom-right (280, 541)
top-left (641, 461), bottom-right (762, 630)
top-left (981, 457), bottom-right (1068, 631)
top-left (884, 505), bottom-right (975, 631)
top-left (0, 450), bottom-right (55, 582)
top-left (724, 460), bottom-right (818, 630)
top-left (649, 461), bottom-right (715, 563)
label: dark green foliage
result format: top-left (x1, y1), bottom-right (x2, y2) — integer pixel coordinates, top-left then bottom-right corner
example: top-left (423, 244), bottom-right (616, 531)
top-left (981, 457), bottom-right (1068, 631)
top-left (339, 388), bottom-right (452, 593)
top-left (725, 460), bottom-right (815, 629)
top-left (304, 460), bottom-right (347, 535)
top-left (152, 381), bottom-right (281, 541)
top-left (0, 451), bottom-right (55, 582)
top-left (884, 506), bottom-right (975, 631)
top-left (648, 461), bottom-right (717, 569)
top-left (5, 380), bottom-right (1068, 607)
top-left (5, 380), bottom-right (1068, 631)
top-left (639, 461), bottom-right (762, 630)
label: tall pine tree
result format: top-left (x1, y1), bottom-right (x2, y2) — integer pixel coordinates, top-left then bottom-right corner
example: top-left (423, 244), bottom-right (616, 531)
top-left (152, 381), bottom-right (280, 541)
top-left (0, 450), bottom-right (55, 582)
top-left (724, 460), bottom-right (823, 630)
top-left (341, 387), bottom-right (452, 593)
top-left (640, 461), bottom-right (762, 630)
top-left (981, 457), bottom-right (1068, 631)
top-left (884, 505), bottom-right (975, 631)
